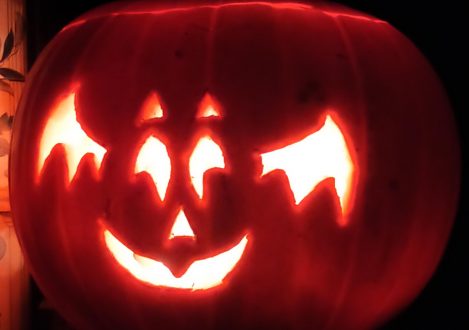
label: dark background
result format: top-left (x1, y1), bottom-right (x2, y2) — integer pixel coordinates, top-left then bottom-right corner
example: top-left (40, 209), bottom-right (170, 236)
top-left (24, 0), bottom-right (468, 329)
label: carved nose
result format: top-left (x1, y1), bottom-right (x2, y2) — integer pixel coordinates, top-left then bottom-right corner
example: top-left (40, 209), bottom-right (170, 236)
top-left (169, 209), bottom-right (195, 240)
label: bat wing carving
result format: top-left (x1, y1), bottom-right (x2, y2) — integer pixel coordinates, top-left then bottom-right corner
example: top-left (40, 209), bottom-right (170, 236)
top-left (260, 115), bottom-right (355, 222)
top-left (38, 93), bottom-right (107, 183)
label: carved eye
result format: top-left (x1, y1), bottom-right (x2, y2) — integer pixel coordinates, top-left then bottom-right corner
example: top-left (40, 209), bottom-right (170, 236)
top-left (134, 136), bottom-right (171, 201)
top-left (189, 136), bottom-right (225, 199)
top-left (196, 93), bottom-right (222, 119)
top-left (137, 92), bottom-right (165, 124)
top-left (38, 92), bottom-right (107, 183)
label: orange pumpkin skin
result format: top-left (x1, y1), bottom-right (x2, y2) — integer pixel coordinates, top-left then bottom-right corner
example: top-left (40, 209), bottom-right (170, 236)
top-left (10, 1), bottom-right (459, 329)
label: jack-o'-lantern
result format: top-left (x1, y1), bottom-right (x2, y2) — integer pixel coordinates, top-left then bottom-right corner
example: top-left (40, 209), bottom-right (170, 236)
top-left (10, 1), bottom-right (460, 329)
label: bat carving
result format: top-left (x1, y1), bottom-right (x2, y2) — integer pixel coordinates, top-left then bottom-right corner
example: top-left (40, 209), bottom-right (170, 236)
top-left (38, 93), bottom-right (107, 183)
top-left (260, 115), bottom-right (355, 222)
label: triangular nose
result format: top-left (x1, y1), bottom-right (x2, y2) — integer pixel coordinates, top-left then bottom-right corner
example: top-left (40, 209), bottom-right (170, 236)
top-left (169, 209), bottom-right (195, 240)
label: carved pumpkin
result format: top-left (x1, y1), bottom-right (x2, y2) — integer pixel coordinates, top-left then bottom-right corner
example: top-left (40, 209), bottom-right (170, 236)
top-left (10, 1), bottom-right (459, 329)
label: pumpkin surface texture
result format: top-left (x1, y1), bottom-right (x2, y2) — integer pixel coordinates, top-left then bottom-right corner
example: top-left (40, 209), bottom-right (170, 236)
top-left (10, 1), bottom-right (460, 329)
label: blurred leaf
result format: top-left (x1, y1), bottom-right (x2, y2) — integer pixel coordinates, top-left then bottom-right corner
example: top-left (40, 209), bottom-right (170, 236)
top-left (0, 68), bottom-right (24, 82)
top-left (1, 112), bottom-right (11, 122)
top-left (0, 137), bottom-right (9, 157)
top-left (3, 113), bottom-right (13, 127)
top-left (0, 80), bottom-right (13, 95)
top-left (0, 113), bottom-right (13, 134)
top-left (0, 30), bottom-right (14, 62)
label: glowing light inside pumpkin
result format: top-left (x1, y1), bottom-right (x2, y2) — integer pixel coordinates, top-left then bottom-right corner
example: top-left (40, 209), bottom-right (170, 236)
top-left (260, 115), bottom-right (354, 218)
top-left (189, 136), bottom-right (225, 199)
top-left (38, 93), bottom-right (106, 182)
top-left (135, 136), bottom-right (171, 200)
top-left (138, 92), bottom-right (164, 122)
top-left (169, 209), bottom-right (195, 239)
top-left (104, 229), bottom-right (248, 290)
top-left (196, 94), bottom-right (222, 118)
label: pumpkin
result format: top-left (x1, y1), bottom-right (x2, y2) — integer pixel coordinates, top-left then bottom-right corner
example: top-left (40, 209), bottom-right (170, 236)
top-left (10, 1), bottom-right (460, 329)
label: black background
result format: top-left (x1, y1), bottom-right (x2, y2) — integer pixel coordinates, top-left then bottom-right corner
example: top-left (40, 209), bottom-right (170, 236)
top-left (24, 0), bottom-right (468, 329)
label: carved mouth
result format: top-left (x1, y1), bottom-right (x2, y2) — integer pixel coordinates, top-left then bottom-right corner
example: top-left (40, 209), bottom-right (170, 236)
top-left (104, 230), bottom-right (249, 291)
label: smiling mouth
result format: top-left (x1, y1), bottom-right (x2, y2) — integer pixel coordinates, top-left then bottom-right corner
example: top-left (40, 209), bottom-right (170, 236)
top-left (104, 230), bottom-right (249, 291)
